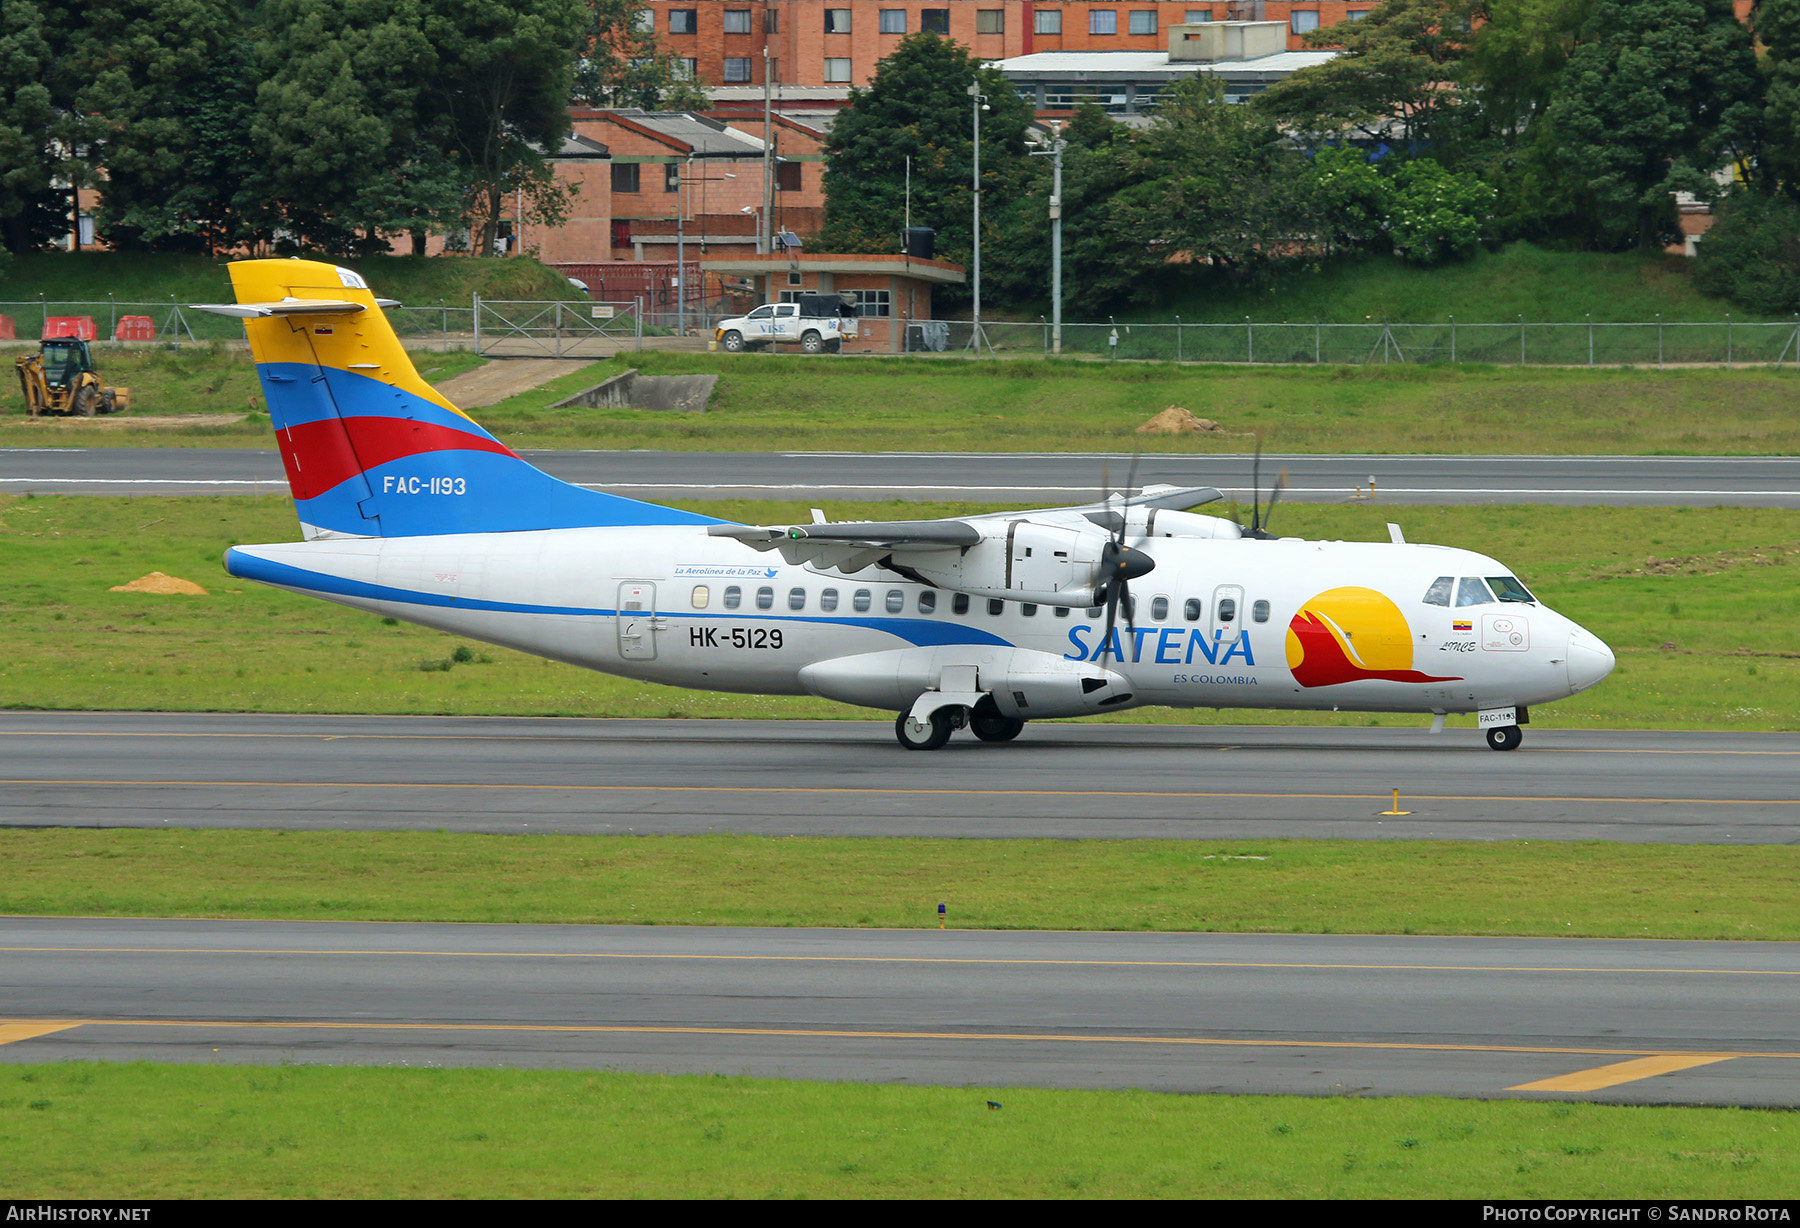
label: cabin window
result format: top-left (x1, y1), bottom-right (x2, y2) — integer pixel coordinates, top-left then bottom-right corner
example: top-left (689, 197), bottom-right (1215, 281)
top-left (1487, 575), bottom-right (1536, 604)
top-left (988, 598), bottom-right (1005, 616)
top-left (953, 593), bottom-right (970, 615)
top-left (1125, 595), bottom-right (1137, 620)
top-left (918, 590), bottom-right (937, 614)
top-left (1455, 577), bottom-right (1495, 608)
top-left (885, 590), bottom-right (904, 613)
top-left (853, 588), bottom-right (872, 612)
top-left (756, 586), bottom-right (774, 610)
top-left (820, 588), bottom-right (839, 612)
top-left (1423, 576), bottom-right (1453, 607)
top-left (690, 585), bottom-right (710, 609)
top-left (1183, 597), bottom-right (1202, 622)
top-left (1252, 599), bottom-right (1270, 623)
top-left (1217, 597), bottom-right (1237, 623)
top-left (1087, 605), bottom-right (1103, 618)
top-left (1054, 606), bottom-right (1070, 618)
top-left (723, 585), bottom-right (741, 610)
top-left (1022, 603), bottom-right (1038, 616)
top-left (788, 587), bottom-right (806, 611)
top-left (1151, 595), bottom-right (1169, 621)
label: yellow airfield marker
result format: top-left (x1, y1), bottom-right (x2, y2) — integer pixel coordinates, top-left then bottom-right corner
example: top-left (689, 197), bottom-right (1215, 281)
top-left (1509, 1053), bottom-right (1741, 1092)
top-left (0, 1020), bottom-right (81, 1046)
top-left (1381, 788), bottom-right (1411, 816)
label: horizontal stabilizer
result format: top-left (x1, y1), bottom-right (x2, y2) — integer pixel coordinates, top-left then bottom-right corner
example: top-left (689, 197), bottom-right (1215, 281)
top-left (191, 297), bottom-right (381, 319)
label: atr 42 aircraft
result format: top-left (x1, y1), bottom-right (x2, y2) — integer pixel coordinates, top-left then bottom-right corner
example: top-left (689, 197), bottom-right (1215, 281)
top-left (199, 259), bottom-right (1614, 752)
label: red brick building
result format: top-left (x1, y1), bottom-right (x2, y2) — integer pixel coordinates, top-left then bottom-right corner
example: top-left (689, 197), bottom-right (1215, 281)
top-left (638, 0), bottom-right (1376, 89)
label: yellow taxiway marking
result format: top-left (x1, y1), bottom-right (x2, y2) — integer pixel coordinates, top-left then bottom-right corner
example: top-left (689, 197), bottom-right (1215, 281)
top-left (2, 1018), bottom-right (1791, 1065)
top-left (1508, 1054), bottom-right (1742, 1092)
top-left (1, 778), bottom-right (1795, 807)
top-left (3, 945), bottom-right (1796, 978)
top-left (3, 729), bottom-right (1800, 757)
top-left (0, 1020), bottom-right (81, 1046)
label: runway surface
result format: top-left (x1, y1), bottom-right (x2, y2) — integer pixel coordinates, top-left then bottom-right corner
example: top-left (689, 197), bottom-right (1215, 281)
top-left (3, 918), bottom-right (1795, 1104)
top-left (4, 448), bottom-right (1798, 506)
top-left (4, 713), bottom-right (1796, 843)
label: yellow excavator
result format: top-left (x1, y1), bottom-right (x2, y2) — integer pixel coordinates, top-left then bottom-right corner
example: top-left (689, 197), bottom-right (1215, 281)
top-left (16, 338), bottom-right (129, 416)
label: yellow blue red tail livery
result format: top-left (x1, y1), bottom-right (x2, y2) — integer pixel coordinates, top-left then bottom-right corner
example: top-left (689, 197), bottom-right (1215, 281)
top-left (214, 259), bottom-right (716, 540)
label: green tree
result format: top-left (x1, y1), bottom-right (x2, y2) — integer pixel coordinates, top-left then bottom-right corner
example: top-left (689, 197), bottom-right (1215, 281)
top-left (1755, 0), bottom-right (1800, 197)
top-left (573, 0), bottom-right (710, 110)
top-left (1145, 77), bottom-right (1308, 282)
top-left (0, 0), bottom-right (55, 257)
top-left (1692, 190), bottom-right (1800, 312)
top-left (422, 0), bottom-right (589, 256)
top-left (56, 0), bottom-right (249, 251)
top-left (986, 106), bottom-right (1165, 310)
top-left (1302, 144), bottom-right (1392, 259)
top-left (1254, 0), bottom-right (1483, 147)
top-left (1540, 0), bottom-right (1761, 249)
top-left (251, 0), bottom-right (465, 256)
top-left (1385, 157), bottom-right (1497, 262)
top-left (818, 33), bottom-right (1034, 282)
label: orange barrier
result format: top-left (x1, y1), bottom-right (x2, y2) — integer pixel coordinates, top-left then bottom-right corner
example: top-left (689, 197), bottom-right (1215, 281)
top-left (0, 315), bottom-right (13, 341)
top-left (114, 315), bottom-right (155, 341)
top-left (43, 316), bottom-right (97, 341)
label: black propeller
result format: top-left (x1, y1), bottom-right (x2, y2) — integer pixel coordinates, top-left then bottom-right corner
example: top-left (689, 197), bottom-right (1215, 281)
top-left (1095, 457), bottom-right (1155, 665)
top-left (1244, 437), bottom-right (1289, 541)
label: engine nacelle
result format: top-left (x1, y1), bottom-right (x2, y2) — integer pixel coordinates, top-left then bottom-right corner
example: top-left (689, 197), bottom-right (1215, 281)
top-left (901, 522), bottom-right (1109, 606)
top-left (799, 646), bottom-right (1136, 719)
top-left (1139, 509), bottom-right (1243, 540)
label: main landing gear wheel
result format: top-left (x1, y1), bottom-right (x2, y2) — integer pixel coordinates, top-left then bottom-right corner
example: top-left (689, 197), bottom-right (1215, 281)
top-left (895, 708), bottom-right (954, 751)
top-left (1486, 726), bottom-right (1523, 752)
top-left (970, 714), bottom-right (1025, 743)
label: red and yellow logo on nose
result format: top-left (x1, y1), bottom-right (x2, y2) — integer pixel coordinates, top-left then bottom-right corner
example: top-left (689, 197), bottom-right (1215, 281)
top-left (1286, 587), bottom-right (1462, 688)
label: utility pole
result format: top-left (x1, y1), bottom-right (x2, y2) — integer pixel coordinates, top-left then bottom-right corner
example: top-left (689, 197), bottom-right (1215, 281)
top-left (676, 154), bottom-right (692, 334)
top-left (761, 46), bottom-right (774, 255)
top-left (964, 82), bottom-right (992, 357)
top-left (1029, 127), bottom-right (1065, 356)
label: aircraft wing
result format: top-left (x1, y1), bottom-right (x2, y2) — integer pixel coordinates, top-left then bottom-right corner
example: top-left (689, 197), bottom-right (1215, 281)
top-left (710, 519), bottom-right (981, 572)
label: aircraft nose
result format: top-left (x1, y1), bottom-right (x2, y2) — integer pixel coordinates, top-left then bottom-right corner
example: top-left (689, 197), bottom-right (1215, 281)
top-left (1566, 628), bottom-right (1615, 695)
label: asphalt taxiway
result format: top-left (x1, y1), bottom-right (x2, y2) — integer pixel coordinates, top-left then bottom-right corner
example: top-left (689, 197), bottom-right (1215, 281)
top-left (3, 918), bottom-right (1795, 1104)
top-left (4, 448), bottom-right (1798, 506)
top-left (3, 713), bottom-right (1796, 843)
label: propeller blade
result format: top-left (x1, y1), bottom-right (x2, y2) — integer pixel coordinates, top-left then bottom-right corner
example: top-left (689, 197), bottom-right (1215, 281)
top-left (1249, 436), bottom-right (1263, 537)
top-left (1263, 466), bottom-right (1289, 536)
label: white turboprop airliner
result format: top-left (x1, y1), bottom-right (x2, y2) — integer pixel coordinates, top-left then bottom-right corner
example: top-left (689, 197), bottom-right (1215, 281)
top-left (198, 260), bottom-right (1614, 751)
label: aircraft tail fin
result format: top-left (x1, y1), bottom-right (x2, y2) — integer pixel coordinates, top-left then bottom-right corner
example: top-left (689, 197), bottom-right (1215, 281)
top-left (200, 259), bottom-right (718, 539)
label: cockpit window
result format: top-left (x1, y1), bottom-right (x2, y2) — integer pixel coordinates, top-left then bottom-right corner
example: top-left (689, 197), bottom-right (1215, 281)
top-left (1454, 577), bottom-right (1496, 608)
top-left (1422, 576), bottom-right (1453, 607)
top-left (1486, 575), bottom-right (1536, 604)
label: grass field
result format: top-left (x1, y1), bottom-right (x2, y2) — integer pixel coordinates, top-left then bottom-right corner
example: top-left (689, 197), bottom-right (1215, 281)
top-left (9, 349), bottom-right (1800, 456)
top-left (4, 829), bottom-right (1795, 940)
top-left (1146, 242), bottom-right (1761, 326)
top-left (0, 494), bottom-right (1793, 730)
top-left (0, 251), bottom-right (582, 320)
top-left (6, 1063), bottom-right (1793, 1199)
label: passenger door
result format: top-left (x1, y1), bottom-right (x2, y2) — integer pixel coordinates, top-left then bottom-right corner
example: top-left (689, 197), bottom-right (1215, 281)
top-left (617, 581), bottom-right (658, 660)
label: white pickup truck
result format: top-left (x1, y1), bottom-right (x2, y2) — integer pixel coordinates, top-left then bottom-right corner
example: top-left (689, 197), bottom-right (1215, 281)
top-left (715, 296), bottom-right (859, 354)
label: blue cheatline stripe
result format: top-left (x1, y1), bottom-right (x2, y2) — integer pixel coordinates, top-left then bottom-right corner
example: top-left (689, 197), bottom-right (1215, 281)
top-left (298, 448), bottom-right (724, 537)
top-left (261, 363), bottom-right (499, 439)
top-left (226, 551), bottom-right (1017, 650)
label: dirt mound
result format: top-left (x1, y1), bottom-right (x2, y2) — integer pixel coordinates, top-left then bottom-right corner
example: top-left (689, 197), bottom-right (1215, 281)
top-left (110, 572), bottom-right (208, 595)
top-left (1136, 406), bottom-right (1222, 435)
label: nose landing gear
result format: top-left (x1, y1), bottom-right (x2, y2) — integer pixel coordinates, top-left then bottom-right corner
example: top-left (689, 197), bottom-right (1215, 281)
top-left (1485, 725), bottom-right (1523, 752)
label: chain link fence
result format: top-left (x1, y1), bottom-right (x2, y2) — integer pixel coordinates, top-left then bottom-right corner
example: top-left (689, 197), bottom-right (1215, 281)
top-left (7, 297), bottom-right (1800, 368)
top-left (964, 317), bottom-right (1800, 367)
